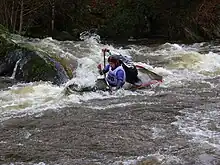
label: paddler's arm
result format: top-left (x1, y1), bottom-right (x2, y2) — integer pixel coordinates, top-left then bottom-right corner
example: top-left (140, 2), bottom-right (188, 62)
top-left (98, 64), bottom-right (110, 75)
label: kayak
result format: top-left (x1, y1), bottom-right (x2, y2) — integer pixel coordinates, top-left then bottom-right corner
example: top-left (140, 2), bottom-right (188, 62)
top-left (134, 64), bottom-right (162, 88)
top-left (64, 64), bottom-right (162, 95)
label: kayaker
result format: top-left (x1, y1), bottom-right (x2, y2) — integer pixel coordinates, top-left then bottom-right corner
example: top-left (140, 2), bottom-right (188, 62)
top-left (97, 55), bottom-right (126, 90)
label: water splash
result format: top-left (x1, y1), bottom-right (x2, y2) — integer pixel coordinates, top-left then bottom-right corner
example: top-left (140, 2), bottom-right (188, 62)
top-left (79, 30), bottom-right (101, 43)
top-left (10, 59), bottom-right (21, 79)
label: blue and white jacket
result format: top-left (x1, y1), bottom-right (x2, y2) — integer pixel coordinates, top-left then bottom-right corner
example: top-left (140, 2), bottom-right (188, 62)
top-left (103, 64), bottom-right (126, 88)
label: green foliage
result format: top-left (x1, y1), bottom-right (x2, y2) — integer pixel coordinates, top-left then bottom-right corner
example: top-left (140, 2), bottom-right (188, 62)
top-left (0, 25), bottom-right (17, 57)
top-left (0, 24), bottom-right (9, 34)
top-left (0, 0), bottom-right (219, 42)
top-left (100, 0), bottom-right (151, 39)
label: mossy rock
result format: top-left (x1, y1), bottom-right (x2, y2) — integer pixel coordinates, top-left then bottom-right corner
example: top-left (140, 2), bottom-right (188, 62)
top-left (0, 35), bottom-right (16, 57)
top-left (18, 53), bottom-right (57, 83)
top-left (14, 42), bottom-right (75, 80)
top-left (9, 49), bottom-right (69, 85)
top-left (0, 25), bottom-right (76, 85)
top-left (0, 43), bottom-right (70, 85)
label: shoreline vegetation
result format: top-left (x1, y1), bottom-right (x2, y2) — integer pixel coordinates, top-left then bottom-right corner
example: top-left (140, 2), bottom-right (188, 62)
top-left (0, 0), bottom-right (219, 43)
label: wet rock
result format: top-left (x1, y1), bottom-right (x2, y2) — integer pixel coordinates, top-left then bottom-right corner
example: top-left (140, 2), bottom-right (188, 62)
top-left (53, 31), bottom-right (75, 41)
top-left (0, 77), bottom-right (17, 90)
top-left (11, 49), bottom-right (67, 84)
top-left (0, 63), bottom-right (12, 77)
top-left (0, 26), bottom-right (76, 85)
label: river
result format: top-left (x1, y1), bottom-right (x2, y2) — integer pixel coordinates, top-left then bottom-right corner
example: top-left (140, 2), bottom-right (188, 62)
top-left (0, 36), bottom-right (220, 165)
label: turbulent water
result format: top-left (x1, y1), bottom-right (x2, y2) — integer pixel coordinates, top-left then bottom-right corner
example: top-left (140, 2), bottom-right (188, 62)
top-left (0, 34), bottom-right (220, 165)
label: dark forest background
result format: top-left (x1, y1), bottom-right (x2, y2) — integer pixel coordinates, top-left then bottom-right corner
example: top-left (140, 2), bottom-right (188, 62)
top-left (0, 0), bottom-right (220, 42)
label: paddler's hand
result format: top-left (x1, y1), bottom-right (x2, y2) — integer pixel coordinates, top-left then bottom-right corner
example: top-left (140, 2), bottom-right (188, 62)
top-left (97, 64), bottom-right (104, 75)
top-left (97, 64), bottom-right (102, 70)
top-left (102, 48), bottom-right (110, 53)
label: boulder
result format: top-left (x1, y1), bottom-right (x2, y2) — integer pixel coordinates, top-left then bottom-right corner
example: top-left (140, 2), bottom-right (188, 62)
top-left (0, 25), bottom-right (77, 85)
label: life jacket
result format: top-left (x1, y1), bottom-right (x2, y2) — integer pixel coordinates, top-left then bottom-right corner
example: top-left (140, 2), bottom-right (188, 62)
top-left (106, 65), bottom-right (126, 86)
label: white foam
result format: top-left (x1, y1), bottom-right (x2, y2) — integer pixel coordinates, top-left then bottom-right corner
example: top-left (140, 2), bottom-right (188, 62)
top-left (173, 103), bottom-right (220, 150)
top-left (0, 82), bottom-right (65, 121)
top-left (113, 152), bottom-right (184, 165)
top-left (0, 79), bottom-right (155, 122)
top-left (151, 125), bottom-right (166, 139)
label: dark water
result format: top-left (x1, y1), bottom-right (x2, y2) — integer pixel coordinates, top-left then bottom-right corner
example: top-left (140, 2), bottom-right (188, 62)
top-left (1, 80), bottom-right (220, 165)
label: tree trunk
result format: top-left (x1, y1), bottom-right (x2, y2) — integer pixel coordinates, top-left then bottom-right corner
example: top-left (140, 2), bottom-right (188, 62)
top-left (10, 0), bottom-right (15, 27)
top-left (4, 0), bottom-right (9, 28)
top-left (51, 0), bottom-right (55, 34)
top-left (18, 0), bottom-right (24, 34)
top-left (10, 0), bottom-right (18, 32)
top-left (13, 8), bottom-right (18, 33)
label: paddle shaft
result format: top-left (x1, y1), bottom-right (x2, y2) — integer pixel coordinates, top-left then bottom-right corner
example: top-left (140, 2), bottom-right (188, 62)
top-left (103, 50), bottom-right (106, 78)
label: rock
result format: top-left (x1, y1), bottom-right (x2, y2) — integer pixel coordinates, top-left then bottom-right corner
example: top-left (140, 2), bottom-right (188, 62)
top-left (0, 26), bottom-right (76, 85)
top-left (0, 77), bottom-right (17, 90)
top-left (53, 31), bottom-right (75, 41)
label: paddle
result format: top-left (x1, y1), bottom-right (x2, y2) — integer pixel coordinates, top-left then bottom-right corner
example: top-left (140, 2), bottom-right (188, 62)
top-left (99, 48), bottom-right (113, 92)
top-left (102, 48), bottom-right (106, 78)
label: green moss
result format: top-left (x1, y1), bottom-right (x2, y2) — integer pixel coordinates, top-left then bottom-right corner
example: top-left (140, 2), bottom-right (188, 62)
top-left (36, 50), bottom-right (73, 79)
top-left (23, 55), bottom-right (56, 82)
top-left (17, 42), bottom-right (36, 51)
top-left (0, 25), bottom-right (18, 59)
top-left (0, 35), bottom-right (17, 58)
top-left (40, 51), bottom-right (73, 79)
top-left (52, 56), bottom-right (73, 79)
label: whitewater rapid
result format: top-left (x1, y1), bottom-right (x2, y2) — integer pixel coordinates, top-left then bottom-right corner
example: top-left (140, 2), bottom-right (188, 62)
top-left (1, 35), bottom-right (220, 165)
